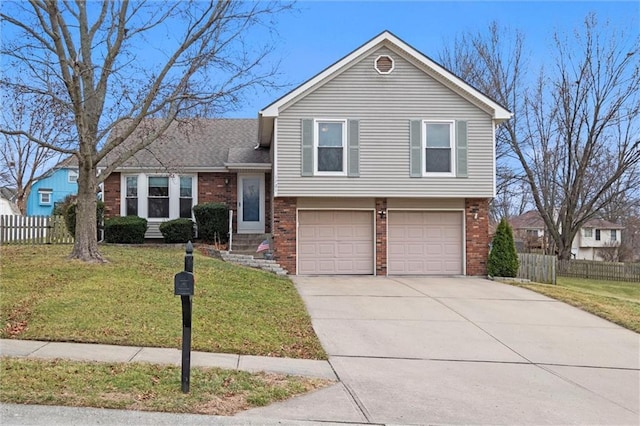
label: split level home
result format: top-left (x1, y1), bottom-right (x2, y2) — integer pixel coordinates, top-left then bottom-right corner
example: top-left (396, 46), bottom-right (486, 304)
top-left (100, 31), bottom-right (512, 276)
top-left (509, 210), bottom-right (624, 261)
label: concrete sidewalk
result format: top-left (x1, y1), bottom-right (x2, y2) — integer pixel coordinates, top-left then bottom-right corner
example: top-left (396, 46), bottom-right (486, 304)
top-left (0, 339), bottom-right (337, 380)
top-left (1, 339), bottom-right (352, 424)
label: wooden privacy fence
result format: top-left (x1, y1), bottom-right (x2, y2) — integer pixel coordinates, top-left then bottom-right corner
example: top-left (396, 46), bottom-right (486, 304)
top-left (0, 215), bottom-right (73, 245)
top-left (557, 260), bottom-right (640, 283)
top-left (517, 253), bottom-right (557, 284)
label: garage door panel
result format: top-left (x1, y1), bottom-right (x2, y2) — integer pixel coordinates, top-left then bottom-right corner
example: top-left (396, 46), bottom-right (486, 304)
top-left (298, 210), bottom-right (374, 275)
top-left (389, 211), bottom-right (463, 275)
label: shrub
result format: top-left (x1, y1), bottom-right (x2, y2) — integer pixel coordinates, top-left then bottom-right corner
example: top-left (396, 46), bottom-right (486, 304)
top-left (56, 195), bottom-right (104, 238)
top-left (159, 219), bottom-right (194, 243)
top-left (487, 217), bottom-right (519, 277)
top-left (193, 202), bottom-right (229, 243)
top-left (104, 216), bottom-right (147, 244)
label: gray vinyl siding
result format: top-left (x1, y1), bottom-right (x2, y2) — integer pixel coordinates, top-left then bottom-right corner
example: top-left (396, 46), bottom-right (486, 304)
top-left (275, 46), bottom-right (495, 198)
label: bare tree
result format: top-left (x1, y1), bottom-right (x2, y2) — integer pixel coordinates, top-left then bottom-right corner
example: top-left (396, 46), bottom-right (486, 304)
top-left (0, 83), bottom-right (74, 214)
top-left (1, 1), bottom-right (289, 261)
top-left (518, 15), bottom-right (640, 259)
top-left (441, 15), bottom-right (639, 259)
top-left (439, 22), bottom-right (526, 221)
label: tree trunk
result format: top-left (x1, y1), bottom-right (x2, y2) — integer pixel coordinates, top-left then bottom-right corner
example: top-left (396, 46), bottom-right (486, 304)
top-left (69, 162), bottom-right (104, 262)
top-left (557, 236), bottom-right (573, 260)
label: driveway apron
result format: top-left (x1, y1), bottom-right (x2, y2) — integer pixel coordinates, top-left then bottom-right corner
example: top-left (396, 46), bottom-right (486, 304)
top-left (241, 276), bottom-right (639, 425)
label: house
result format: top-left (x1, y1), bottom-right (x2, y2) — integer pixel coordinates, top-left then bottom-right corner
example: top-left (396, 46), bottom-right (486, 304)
top-left (572, 219), bottom-right (624, 261)
top-left (102, 31), bottom-right (512, 276)
top-left (0, 187), bottom-right (21, 215)
top-left (509, 210), bottom-right (549, 252)
top-left (26, 157), bottom-right (78, 216)
top-left (509, 210), bottom-right (624, 261)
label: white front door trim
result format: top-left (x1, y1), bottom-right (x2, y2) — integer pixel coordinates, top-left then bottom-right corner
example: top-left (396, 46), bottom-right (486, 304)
top-left (237, 173), bottom-right (265, 233)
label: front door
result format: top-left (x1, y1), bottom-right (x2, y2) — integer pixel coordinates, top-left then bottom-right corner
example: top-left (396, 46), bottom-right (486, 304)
top-left (237, 174), bottom-right (265, 233)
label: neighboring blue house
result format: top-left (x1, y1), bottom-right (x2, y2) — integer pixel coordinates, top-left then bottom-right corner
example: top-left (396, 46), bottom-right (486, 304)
top-left (26, 158), bottom-right (78, 216)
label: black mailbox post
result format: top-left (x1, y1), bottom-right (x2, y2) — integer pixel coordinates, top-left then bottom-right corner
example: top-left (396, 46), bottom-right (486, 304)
top-left (174, 241), bottom-right (194, 393)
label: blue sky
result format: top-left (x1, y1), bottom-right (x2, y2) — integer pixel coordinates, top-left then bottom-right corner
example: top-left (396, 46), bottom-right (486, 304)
top-left (230, 0), bottom-right (639, 117)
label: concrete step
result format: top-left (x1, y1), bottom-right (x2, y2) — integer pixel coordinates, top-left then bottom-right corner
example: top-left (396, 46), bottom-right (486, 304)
top-left (216, 250), bottom-right (288, 276)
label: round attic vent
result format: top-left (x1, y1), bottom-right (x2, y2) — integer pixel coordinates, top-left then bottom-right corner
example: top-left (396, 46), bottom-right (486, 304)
top-left (374, 55), bottom-right (394, 74)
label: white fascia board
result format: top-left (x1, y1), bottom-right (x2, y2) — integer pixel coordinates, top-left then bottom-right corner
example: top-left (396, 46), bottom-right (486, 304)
top-left (260, 31), bottom-right (513, 121)
top-left (260, 32), bottom-right (393, 118)
top-left (223, 163), bottom-right (272, 171)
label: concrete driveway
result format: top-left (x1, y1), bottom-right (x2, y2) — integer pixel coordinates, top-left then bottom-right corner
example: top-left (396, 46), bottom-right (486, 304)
top-left (240, 276), bottom-right (639, 425)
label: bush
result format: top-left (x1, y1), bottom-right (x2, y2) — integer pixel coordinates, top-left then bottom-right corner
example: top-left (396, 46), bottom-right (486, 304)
top-left (488, 217), bottom-right (519, 277)
top-left (56, 195), bottom-right (104, 238)
top-left (193, 202), bottom-right (229, 243)
top-left (104, 216), bottom-right (147, 244)
top-left (159, 219), bottom-right (194, 243)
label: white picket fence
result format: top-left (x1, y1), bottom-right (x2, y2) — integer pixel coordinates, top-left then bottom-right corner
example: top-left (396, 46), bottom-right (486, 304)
top-left (0, 215), bottom-right (73, 244)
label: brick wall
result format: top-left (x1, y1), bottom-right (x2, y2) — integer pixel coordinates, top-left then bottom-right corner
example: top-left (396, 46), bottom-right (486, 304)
top-left (272, 197), bottom-right (297, 274)
top-left (375, 198), bottom-right (387, 275)
top-left (102, 173), bottom-right (120, 219)
top-left (465, 198), bottom-right (490, 275)
top-left (198, 173), bottom-right (237, 232)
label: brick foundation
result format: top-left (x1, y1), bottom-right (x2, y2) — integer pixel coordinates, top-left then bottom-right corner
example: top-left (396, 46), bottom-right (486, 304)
top-left (375, 198), bottom-right (387, 275)
top-left (272, 197), bottom-right (297, 274)
top-left (465, 198), bottom-right (490, 276)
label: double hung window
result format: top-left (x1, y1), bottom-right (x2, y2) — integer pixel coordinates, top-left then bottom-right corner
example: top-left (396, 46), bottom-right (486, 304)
top-left (424, 121), bottom-right (454, 175)
top-left (125, 176), bottom-right (138, 216)
top-left (148, 176), bottom-right (169, 218)
top-left (39, 190), bottom-right (52, 205)
top-left (315, 120), bottom-right (346, 174)
top-left (179, 177), bottom-right (193, 219)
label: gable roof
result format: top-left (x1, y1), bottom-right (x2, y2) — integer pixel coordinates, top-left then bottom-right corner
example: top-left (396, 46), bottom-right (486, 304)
top-left (509, 210), bottom-right (545, 230)
top-left (258, 30), bottom-right (513, 146)
top-left (100, 118), bottom-right (269, 172)
top-left (510, 210), bottom-right (624, 230)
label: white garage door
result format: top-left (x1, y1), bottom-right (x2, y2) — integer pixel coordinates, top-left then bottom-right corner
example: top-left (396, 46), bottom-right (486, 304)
top-left (388, 211), bottom-right (463, 275)
top-left (298, 210), bottom-right (374, 275)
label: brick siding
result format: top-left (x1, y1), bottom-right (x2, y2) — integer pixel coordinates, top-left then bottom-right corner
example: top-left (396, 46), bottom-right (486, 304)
top-left (198, 173), bottom-right (237, 232)
top-left (102, 173), bottom-right (120, 219)
top-left (465, 198), bottom-right (490, 275)
top-left (375, 198), bottom-right (387, 275)
top-left (272, 197), bottom-right (297, 274)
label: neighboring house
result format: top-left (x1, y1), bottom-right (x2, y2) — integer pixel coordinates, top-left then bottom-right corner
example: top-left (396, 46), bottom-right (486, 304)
top-left (102, 31), bottom-right (512, 276)
top-left (572, 219), bottom-right (624, 261)
top-left (0, 187), bottom-right (21, 215)
top-left (26, 158), bottom-right (78, 216)
top-left (509, 210), bottom-right (624, 261)
top-left (509, 210), bottom-right (549, 252)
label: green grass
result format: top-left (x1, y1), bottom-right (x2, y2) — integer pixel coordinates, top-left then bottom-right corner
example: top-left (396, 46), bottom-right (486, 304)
top-left (0, 245), bottom-right (326, 359)
top-left (513, 277), bottom-right (640, 333)
top-left (0, 357), bottom-right (331, 415)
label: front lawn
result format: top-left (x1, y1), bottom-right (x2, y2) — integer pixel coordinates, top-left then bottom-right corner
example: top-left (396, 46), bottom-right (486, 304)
top-left (0, 358), bottom-right (330, 415)
top-left (0, 245), bottom-right (325, 359)
top-left (513, 276), bottom-right (640, 333)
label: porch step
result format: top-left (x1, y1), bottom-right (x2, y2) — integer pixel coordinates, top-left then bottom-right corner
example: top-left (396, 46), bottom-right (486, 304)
top-left (220, 251), bottom-right (288, 276)
top-left (230, 233), bottom-right (271, 252)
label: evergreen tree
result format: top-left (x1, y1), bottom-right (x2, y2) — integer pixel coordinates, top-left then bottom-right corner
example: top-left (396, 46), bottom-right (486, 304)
top-left (488, 218), bottom-right (519, 277)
